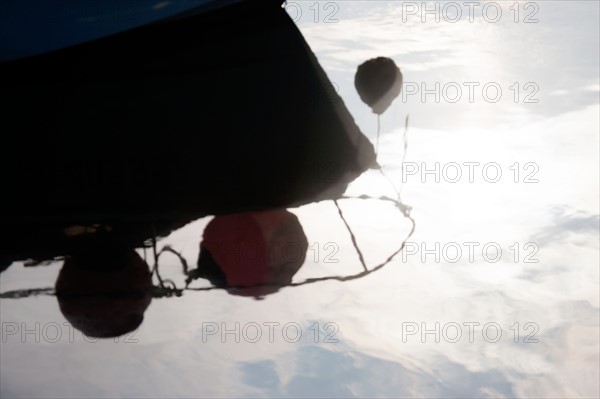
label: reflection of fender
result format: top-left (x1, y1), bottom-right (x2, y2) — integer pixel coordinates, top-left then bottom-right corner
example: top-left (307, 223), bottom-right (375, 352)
top-left (197, 210), bottom-right (308, 297)
top-left (355, 57), bottom-right (403, 115)
top-left (55, 250), bottom-right (152, 338)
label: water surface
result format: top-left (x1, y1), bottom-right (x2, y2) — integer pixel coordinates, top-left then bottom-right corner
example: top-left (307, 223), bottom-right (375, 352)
top-left (1, 1), bottom-right (599, 397)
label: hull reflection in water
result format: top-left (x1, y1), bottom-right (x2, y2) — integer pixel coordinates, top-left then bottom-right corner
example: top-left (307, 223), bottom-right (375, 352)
top-left (0, 0), bottom-right (376, 233)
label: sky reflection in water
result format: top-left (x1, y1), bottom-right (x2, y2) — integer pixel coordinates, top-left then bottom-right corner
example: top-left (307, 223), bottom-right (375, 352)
top-left (1, 1), bottom-right (599, 398)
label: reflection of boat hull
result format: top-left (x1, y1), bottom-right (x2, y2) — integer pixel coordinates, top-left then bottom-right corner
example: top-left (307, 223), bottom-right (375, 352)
top-left (0, 0), bottom-right (375, 227)
top-left (0, 1), bottom-right (375, 263)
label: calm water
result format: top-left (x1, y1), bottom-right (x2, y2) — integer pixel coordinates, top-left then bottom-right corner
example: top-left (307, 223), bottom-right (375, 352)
top-left (1, 1), bottom-right (599, 397)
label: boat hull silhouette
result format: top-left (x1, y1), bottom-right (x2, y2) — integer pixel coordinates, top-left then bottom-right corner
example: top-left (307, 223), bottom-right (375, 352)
top-left (0, 0), bottom-right (376, 263)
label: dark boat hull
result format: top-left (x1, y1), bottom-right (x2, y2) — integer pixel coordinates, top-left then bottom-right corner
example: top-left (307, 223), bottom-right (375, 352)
top-left (0, 0), bottom-right (375, 262)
